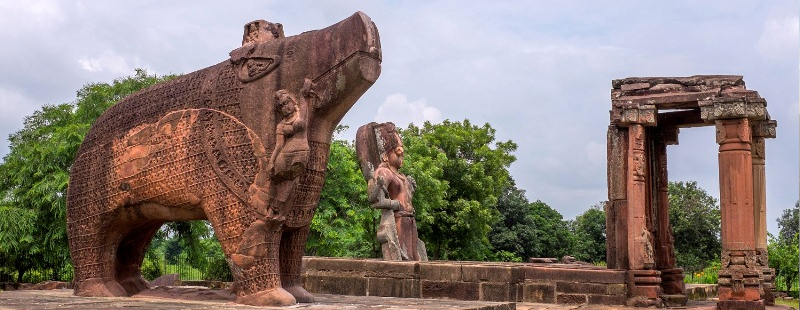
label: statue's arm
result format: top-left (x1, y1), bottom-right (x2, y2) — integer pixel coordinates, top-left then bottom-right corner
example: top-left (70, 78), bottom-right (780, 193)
top-left (368, 174), bottom-right (400, 210)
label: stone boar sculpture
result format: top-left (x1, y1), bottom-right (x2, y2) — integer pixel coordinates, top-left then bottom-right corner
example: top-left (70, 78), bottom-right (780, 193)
top-left (66, 12), bottom-right (381, 306)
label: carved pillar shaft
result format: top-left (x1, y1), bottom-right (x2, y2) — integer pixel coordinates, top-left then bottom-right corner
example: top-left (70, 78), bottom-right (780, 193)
top-left (626, 124), bottom-right (653, 270)
top-left (652, 129), bottom-right (684, 295)
top-left (715, 118), bottom-right (762, 307)
top-left (751, 119), bottom-right (777, 305)
top-left (606, 125), bottom-right (629, 270)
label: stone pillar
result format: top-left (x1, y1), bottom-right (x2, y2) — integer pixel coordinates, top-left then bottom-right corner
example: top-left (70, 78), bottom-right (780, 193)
top-left (700, 96), bottom-right (768, 310)
top-left (652, 128), bottom-right (685, 302)
top-left (752, 120), bottom-right (777, 305)
top-left (715, 118), bottom-right (762, 309)
top-left (606, 125), bottom-right (629, 270)
top-left (611, 104), bottom-right (661, 307)
top-left (627, 124), bottom-right (654, 271)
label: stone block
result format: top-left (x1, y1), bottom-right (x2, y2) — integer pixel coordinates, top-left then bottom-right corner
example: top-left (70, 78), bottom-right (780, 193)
top-left (524, 266), bottom-right (626, 284)
top-left (557, 293), bottom-right (587, 304)
top-left (149, 273), bottom-right (180, 287)
top-left (630, 285), bottom-right (660, 299)
top-left (556, 282), bottom-right (607, 295)
top-left (419, 262), bottom-right (462, 281)
top-left (462, 264), bottom-right (523, 283)
top-left (420, 280), bottom-right (478, 300)
top-left (522, 282), bottom-right (555, 303)
top-left (588, 294), bottom-right (626, 305)
top-left (303, 257), bottom-right (367, 273)
top-left (480, 282), bottom-right (517, 302)
top-left (365, 260), bottom-right (419, 279)
top-left (303, 274), bottom-right (366, 296)
top-left (717, 300), bottom-right (765, 310)
top-left (607, 283), bottom-right (626, 295)
top-left (662, 294), bottom-right (688, 307)
top-left (366, 277), bottom-right (419, 298)
top-left (718, 286), bottom-right (761, 301)
top-left (620, 82), bottom-right (651, 91)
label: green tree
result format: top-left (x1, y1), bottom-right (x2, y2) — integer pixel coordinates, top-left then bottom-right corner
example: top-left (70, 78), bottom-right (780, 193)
top-left (0, 69), bottom-right (175, 281)
top-left (489, 186), bottom-right (537, 262)
top-left (570, 204), bottom-right (606, 263)
top-left (668, 181), bottom-right (721, 273)
top-left (307, 126), bottom-right (377, 257)
top-left (768, 232), bottom-right (799, 294)
top-left (488, 185), bottom-right (576, 262)
top-left (400, 120), bottom-right (517, 260)
top-left (777, 201), bottom-right (799, 244)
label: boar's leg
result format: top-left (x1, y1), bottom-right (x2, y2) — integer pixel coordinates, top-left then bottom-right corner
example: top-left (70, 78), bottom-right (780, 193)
top-left (280, 225), bottom-right (314, 302)
top-left (202, 196), bottom-right (296, 306)
top-left (114, 222), bottom-right (161, 294)
top-left (68, 154), bottom-right (130, 297)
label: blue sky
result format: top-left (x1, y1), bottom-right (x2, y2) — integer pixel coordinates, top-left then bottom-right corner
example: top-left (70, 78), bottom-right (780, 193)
top-left (0, 1), bottom-right (797, 234)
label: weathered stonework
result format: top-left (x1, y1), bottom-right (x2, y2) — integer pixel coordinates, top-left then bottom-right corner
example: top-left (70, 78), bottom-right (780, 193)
top-left (301, 257), bottom-right (627, 305)
top-left (66, 12), bottom-right (382, 307)
top-left (607, 75), bottom-right (776, 308)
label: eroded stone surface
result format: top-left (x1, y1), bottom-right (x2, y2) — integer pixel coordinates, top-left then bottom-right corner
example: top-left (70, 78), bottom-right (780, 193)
top-left (65, 11), bottom-right (381, 307)
top-left (355, 122), bottom-right (427, 261)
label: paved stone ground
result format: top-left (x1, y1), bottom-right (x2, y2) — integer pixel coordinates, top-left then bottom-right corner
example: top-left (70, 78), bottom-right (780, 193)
top-left (0, 289), bottom-right (794, 310)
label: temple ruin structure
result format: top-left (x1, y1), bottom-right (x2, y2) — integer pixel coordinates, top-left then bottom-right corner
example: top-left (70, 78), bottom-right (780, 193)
top-left (605, 75), bottom-right (776, 309)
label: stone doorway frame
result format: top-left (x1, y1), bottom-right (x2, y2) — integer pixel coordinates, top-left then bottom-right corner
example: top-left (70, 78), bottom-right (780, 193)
top-left (604, 76), bottom-right (776, 308)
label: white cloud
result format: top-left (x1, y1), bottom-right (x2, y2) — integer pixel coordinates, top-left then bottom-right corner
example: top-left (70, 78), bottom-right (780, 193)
top-left (756, 16), bottom-right (799, 60)
top-left (374, 93), bottom-right (442, 127)
top-left (78, 51), bottom-right (137, 74)
top-left (585, 141), bottom-right (606, 166)
top-left (0, 87), bottom-right (42, 157)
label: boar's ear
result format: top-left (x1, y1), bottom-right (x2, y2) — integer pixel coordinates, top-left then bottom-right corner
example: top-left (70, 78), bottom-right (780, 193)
top-left (230, 55), bottom-right (281, 83)
top-left (301, 78), bottom-right (322, 109)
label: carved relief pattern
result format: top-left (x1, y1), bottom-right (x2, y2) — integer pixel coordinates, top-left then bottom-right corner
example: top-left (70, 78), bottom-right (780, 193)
top-left (700, 98), bottom-right (767, 122)
top-left (65, 12), bottom-right (382, 305)
top-left (751, 120), bottom-right (777, 139)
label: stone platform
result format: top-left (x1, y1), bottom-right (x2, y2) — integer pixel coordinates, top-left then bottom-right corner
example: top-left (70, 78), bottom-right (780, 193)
top-left (0, 289), bottom-right (514, 310)
top-left (302, 257), bottom-right (628, 305)
top-left (1, 289), bottom-right (793, 310)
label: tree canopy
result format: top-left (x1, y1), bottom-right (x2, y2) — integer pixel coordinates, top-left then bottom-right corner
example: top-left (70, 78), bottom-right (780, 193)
top-left (569, 204), bottom-right (606, 263)
top-left (400, 120), bottom-right (517, 260)
top-left (0, 69), bottom-right (174, 281)
top-left (668, 181), bottom-right (721, 273)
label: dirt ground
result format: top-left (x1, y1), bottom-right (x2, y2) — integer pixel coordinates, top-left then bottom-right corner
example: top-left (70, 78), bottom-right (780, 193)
top-left (0, 288), bottom-right (794, 310)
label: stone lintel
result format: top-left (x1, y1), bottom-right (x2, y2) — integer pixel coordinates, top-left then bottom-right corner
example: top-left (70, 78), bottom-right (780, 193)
top-left (661, 127), bottom-right (680, 145)
top-left (656, 109), bottom-right (705, 128)
top-left (610, 105), bottom-right (657, 127)
top-left (612, 75), bottom-right (744, 90)
top-left (751, 119), bottom-right (777, 139)
top-left (699, 97), bottom-right (768, 123)
top-left (612, 91), bottom-right (718, 110)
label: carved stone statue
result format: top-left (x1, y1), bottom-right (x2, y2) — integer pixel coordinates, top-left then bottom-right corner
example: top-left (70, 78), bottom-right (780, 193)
top-left (356, 122), bottom-right (427, 261)
top-left (66, 12), bottom-right (381, 307)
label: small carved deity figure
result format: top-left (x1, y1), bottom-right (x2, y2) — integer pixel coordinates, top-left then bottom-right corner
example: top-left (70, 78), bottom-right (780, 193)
top-left (232, 89), bottom-right (310, 269)
top-left (356, 122), bottom-right (427, 261)
top-left (270, 89), bottom-right (310, 209)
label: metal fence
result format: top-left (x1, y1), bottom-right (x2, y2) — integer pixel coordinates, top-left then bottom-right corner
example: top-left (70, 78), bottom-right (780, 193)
top-left (0, 254), bottom-right (232, 284)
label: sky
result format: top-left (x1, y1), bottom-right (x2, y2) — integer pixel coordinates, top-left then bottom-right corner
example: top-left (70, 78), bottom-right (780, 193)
top-left (0, 1), bottom-right (797, 234)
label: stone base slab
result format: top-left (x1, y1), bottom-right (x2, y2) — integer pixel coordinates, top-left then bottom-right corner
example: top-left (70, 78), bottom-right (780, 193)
top-left (302, 256), bottom-right (628, 306)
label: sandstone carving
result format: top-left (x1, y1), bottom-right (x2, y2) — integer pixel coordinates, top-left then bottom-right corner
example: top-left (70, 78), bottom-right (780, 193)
top-left (355, 122), bottom-right (427, 261)
top-left (66, 12), bottom-right (381, 307)
top-left (606, 75), bottom-right (776, 309)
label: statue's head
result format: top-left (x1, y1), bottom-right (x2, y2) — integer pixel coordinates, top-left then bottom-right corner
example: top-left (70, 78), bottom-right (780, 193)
top-left (274, 90), bottom-right (298, 118)
top-left (375, 123), bottom-right (403, 169)
top-left (355, 122), bottom-right (403, 180)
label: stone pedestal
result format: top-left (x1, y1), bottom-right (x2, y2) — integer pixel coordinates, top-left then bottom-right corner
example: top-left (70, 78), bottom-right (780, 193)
top-left (626, 270), bottom-right (662, 307)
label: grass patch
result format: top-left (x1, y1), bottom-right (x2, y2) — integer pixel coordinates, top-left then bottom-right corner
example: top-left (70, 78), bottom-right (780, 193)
top-left (776, 298), bottom-right (799, 309)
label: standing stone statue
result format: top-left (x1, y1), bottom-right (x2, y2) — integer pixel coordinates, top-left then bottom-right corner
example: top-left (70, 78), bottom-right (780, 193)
top-left (356, 122), bottom-right (427, 261)
top-left (65, 12), bottom-right (381, 307)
